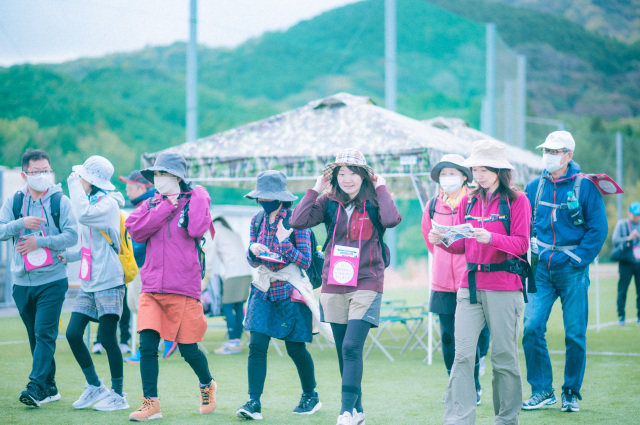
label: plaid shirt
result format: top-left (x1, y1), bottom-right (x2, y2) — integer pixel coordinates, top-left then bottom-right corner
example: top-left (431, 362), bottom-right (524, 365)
top-left (247, 209), bottom-right (312, 301)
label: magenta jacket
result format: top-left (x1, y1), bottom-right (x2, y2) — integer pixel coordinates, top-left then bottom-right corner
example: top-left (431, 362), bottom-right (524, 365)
top-left (125, 186), bottom-right (212, 300)
top-left (421, 194), bottom-right (466, 293)
top-left (440, 191), bottom-right (531, 293)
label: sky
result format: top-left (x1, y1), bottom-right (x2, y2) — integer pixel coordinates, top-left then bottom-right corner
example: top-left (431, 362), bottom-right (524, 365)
top-left (0, 0), bottom-right (362, 66)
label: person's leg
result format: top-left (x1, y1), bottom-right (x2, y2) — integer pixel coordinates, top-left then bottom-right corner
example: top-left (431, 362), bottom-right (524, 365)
top-left (285, 341), bottom-right (317, 394)
top-left (439, 313), bottom-right (455, 374)
top-left (66, 312), bottom-right (100, 386)
top-left (139, 329), bottom-right (161, 398)
top-left (522, 266), bottom-right (558, 395)
top-left (119, 286), bottom-right (131, 346)
top-left (477, 323), bottom-right (490, 358)
top-left (330, 323), bottom-right (348, 376)
top-left (443, 288), bottom-right (485, 425)
top-left (178, 343), bottom-right (213, 384)
top-left (221, 303), bottom-right (236, 341)
top-left (98, 314), bottom-right (124, 395)
top-left (234, 302), bottom-right (245, 340)
top-left (247, 331), bottom-right (270, 402)
top-left (339, 319), bottom-right (371, 415)
top-left (632, 263), bottom-right (640, 320)
top-left (617, 262), bottom-right (633, 320)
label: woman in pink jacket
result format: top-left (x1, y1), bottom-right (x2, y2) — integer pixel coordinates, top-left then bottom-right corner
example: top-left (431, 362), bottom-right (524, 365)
top-left (421, 154), bottom-right (484, 404)
top-left (429, 140), bottom-right (532, 425)
top-left (125, 152), bottom-right (217, 421)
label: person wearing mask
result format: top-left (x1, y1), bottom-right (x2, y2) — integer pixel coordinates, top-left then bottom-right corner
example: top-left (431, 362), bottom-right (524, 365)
top-left (126, 152), bottom-right (217, 421)
top-left (0, 149), bottom-right (78, 407)
top-left (291, 149), bottom-right (402, 425)
top-left (236, 170), bottom-right (322, 420)
top-left (60, 155), bottom-right (129, 411)
top-left (429, 140), bottom-right (531, 425)
top-left (421, 154), bottom-right (484, 405)
top-left (611, 202), bottom-right (640, 326)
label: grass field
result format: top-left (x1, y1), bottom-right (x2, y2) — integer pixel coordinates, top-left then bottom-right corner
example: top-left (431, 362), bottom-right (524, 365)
top-left (1, 269), bottom-right (639, 425)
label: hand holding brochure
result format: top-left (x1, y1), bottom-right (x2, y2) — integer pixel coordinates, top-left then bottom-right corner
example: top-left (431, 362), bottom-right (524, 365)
top-left (432, 222), bottom-right (475, 247)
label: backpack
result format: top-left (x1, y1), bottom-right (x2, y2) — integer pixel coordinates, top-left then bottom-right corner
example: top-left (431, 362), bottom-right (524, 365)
top-left (99, 211), bottom-right (139, 284)
top-left (253, 209), bottom-right (324, 289)
top-left (428, 195), bottom-right (456, 220)
top-left (12, 191), bottom-right (63, 233)
top-left (531, 174), bottom-right (584, 237)
top-left (324, 199), bottom-right (390, 268)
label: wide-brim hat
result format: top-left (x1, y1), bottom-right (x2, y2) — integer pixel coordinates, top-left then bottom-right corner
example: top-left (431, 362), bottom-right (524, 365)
top-left (430, 153), bottom-right (473, 183)
top-left (461, 139), bottom-right (515, 170)
top-left (119, 170), bottom-right (152, 186)
top-left (245, 170), bottom-right (298, 202)
top-left (72, 155), bottom-right (115, 191)
top-left (536, 130), bottom-right (576, 151)
top-left (141, 152), bottom-right (187, 183)
top-left (323, 149), bottom-right (374, 180)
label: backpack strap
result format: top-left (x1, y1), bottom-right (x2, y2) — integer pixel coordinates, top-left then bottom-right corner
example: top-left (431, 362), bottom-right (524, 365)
top-left (428, 196), bottom-right (438, 220)
top-left (12, 190), bottom-right (24, 221)
top-left (12, 190), bottom-right (62, 233)
top-left (531, 178), bottom-right (545, 237)
top-left (465, 195), bottom-right (478, 217)
top-left (498, 197), bottom-right (511, 236)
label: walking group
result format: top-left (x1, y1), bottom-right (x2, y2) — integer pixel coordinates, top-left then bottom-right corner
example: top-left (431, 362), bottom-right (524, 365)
top-left (0, 128), bottom-right (623, 424)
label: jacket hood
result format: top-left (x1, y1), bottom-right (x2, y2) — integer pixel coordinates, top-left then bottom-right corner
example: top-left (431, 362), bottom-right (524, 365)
top-left (107, 191), bottom-right (126, 208)
top-left (131, 188), bottom-right (157, 206)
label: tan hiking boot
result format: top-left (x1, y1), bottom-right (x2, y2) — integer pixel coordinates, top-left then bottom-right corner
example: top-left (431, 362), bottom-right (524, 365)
top-left (199, 381), bottom-right (217, 414)
top-left (129, 396), bottom-right (162, 421)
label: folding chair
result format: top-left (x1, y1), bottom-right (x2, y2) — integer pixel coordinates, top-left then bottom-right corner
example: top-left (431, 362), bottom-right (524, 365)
top-left (364, 315), bottom-right (424, 362)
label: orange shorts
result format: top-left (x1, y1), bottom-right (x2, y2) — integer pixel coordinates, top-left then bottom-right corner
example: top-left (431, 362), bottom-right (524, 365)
top-left (137, 292), bottom-right (207, 344)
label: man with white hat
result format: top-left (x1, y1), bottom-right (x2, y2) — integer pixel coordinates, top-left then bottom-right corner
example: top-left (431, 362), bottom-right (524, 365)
top-left (522, 131), bottom-right (608, 413)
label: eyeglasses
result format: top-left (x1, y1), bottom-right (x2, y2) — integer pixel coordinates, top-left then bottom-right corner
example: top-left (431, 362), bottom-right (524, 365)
top-left (24, 170), bottom-right (53, 176)
top-left (542, 148), bottom-right (568, 156)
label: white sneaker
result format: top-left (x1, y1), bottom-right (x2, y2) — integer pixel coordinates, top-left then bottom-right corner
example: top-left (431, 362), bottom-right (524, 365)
top-left (352, 409), bottom-right (365, 425)
top-left (72, 380), bottom-right (110, 409)
top-left (336, 411), bottom-right (354, 425)
top-left (93, 390), bottom-right (130, 411)
top-left (92, 343), bottom-right (103, 354)
top-left (119, 343), bottom-right (132, 354)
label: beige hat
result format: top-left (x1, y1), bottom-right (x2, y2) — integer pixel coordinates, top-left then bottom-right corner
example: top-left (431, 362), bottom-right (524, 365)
top-left (461, 139), bottom-right (515, 170)
top-left (430, 153), bottom-right (473, 183)
top-left (536, 130), bottom-right (575, 151)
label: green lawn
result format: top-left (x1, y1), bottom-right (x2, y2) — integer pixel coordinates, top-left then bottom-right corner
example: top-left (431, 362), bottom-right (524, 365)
top-left (1, 275), bottom-right (639, 425)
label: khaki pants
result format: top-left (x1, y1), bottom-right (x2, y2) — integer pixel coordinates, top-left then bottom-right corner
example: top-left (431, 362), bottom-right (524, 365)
top-left (444, 288), bottom-right (523, 425)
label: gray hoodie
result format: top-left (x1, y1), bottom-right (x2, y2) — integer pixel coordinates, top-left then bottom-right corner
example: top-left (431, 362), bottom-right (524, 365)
top-left (66, 176), bottom-right (125, 292)
top-left (0, 183), bottom-right (79, 287)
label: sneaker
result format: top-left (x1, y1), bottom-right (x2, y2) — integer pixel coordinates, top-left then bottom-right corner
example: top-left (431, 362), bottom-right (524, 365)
top-left (162, 341), bottom-right (177, 359)
top-left (72, 379), bottom-right (110, 409)
top-left (237, 399), bottom-right (263, 420)
top-left (41, 383), bottom-right (61, 404)
top-left (125, 349), bottom-right (141, 363)
top-left (619, 316), bottom-right (626, 326)
top-left (476, 389), bottom-right (482, 406)
top-left (522, 390), bottom-right (556, 410)
top-left (93, 390), bottom-right (130, 411)
top-left (352, 409), bottom-right (365, 425)
top-left (292, 393), bottom-right (322, 415)
top-left (215, 341), bottom-right (242, 355)
top-left (19, 383), bottom-right (46, 407)
top-left (336, 411), bottom-right (354, 425)
top-left (92, 343), bottom-right (103, 354)
top-left (199, 381), bottom-right (217, 414)
top-left (130, 397), bottom-right (162, 421)
top-left (561, 389), bottom-right (579, 412)
top-left (479, 356), bottom-right (486, 376)
top-left (120, 343), bottom-right (132, 354)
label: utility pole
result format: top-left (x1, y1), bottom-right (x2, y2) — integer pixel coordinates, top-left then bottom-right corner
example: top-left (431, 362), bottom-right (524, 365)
top-left (186, 0), bottom-right (198, 143)
top-left (385, 0), bottom-right (396, 112)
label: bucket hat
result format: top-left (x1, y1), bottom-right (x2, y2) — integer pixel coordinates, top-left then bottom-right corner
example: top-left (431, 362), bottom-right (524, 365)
top-left (462, 139), bottom-right (515, 170)
top-left (245, 170), bottom-right (298, 202)
top-left (141, 152), bottom-right (187, 183)
top-left (323, 149), bottom-right (374, 180)
top-left (72, 155), bottom-right (115, 191)
top-left (430, 153), bottom-right (473, 183)
top-left (536, 130), bottom-right (576, 152)
top-left (119, 170), bottom-right (152, 186)
top-left (629, 202), bottom-right (640, 216)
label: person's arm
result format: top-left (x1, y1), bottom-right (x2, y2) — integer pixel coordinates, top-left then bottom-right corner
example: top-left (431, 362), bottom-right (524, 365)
top-left (37, 195), bottom-right (78, 251)
top-left (274, 228), bottom-right (312, 269)
top-left (0, 195), bottom-right (24, 241)
top-left (186, 186), bottom-right (212, 239)
top-left (572, 180), bottom-right (608, 266)
top-left (68, 177), bottom-right (118, 230)
top-left (290, 189), bottom-right (328, 230)
top-left (487, 194), bottom-right (531, 256)
top-left (246, 215), bottom-right (262, 268)
top-left (375, 185), bottom-right (402, 229)
top-left (611, 220), bottom-right (627, 246)
top-left (125, 197), bottom-right (176, 243)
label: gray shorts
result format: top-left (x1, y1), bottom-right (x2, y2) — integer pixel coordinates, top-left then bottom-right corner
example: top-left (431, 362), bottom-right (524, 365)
top-left (72, 285), bottom-right (125, 320)
top-left (320, 290), bottom-right (382, 327)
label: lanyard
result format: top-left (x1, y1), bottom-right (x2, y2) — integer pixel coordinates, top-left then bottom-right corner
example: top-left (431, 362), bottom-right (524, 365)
top-left (331, 201), bottom-right (366, 253)
top-left (19, 189), bottom-right (47, 239)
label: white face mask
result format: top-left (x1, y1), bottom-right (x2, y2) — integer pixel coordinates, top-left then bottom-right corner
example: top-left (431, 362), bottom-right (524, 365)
top-left (440, 176), bottom-right (463, 194)
top-left (542, 153), bottom-right (568, 173)
top-left (154, 176), bottom-right (180, 196)
top-left (26, 173), bottom-right (52, 192)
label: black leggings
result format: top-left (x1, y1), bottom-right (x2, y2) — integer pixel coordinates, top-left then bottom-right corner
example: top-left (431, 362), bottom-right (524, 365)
top-left (66, 312), bottom-right (123, 380)
top-left (139, 329), bottom-right (212, 398)
top-left (330, 320), bottom-right (371, 393)
top-left (247, 331), bottom-right (316, 396)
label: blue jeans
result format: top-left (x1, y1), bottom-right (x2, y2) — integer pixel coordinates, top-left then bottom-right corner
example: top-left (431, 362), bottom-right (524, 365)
top-left (222, 302), bottom-right (245, 340)
top-left (522, 263), bottom-right (590, 399)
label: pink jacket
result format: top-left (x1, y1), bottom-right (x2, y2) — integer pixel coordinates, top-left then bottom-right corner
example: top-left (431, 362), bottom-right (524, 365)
top-left (440, 191), bottom-right (531, 292)
top-left (125, 186), bottom-right (212, 300)
top-left (421, 195), bottom-right (466, 293)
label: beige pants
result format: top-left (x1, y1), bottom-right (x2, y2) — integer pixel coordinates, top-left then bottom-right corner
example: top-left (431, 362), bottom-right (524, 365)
top-left (444, 288), bottom-right (523, 425)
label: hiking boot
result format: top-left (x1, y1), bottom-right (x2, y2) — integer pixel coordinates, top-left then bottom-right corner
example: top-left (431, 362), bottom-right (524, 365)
top-left (199, 380), bottom-right (217, 414)
top-left (162, 341), bottom-right (177, 359)
top-left (292, 393), bottom-right (322, 415)
top-left (72, 379), bottom-right (110, 409)
top-left (41, 383), bottom-right (61, 404)
top-left (522, 390), bottom-right (556, 410)
top-left (476, 389), bottom-right (482, 406)
top-left (336, 411), bottom-right (354, 425)
top-left (236, 399), bottom-right (263, 420)
top-left (125, 349), bottom-right (142, 363)
top-left (19, 382), bottom-right (46, 407)
top-left (129, 397), bottom-right (162, 421)
top-left (561, 389), bottom-right (579, 412)
top-left (352, 409), bottom-right (366, 425)
top-left (93, 390), bottom-right (129, 411)
top-left (92, 342), bottom-right (103, 354)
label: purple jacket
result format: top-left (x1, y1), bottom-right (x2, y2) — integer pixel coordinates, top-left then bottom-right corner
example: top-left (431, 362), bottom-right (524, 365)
top-left (125, 186), bottom-right (212, 300)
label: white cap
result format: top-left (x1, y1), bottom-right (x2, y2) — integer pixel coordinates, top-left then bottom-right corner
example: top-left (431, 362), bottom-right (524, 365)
top-left (536, 130), bottom-right (575, 152)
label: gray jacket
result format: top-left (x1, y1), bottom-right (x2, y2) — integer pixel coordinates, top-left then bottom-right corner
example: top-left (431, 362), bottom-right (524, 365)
top-left (0, 183), bottom-right (78, 286)
top-left (66, 176), bottom-right (125, 292)
top-left (612, 218), bottom-right (640, 247)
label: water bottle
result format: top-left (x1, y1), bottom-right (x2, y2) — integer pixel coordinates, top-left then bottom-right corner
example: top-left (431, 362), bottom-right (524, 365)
top-left (316, 245), bottom-right (325, 260)
top-left (566, 191), bottom-right (584, 225)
